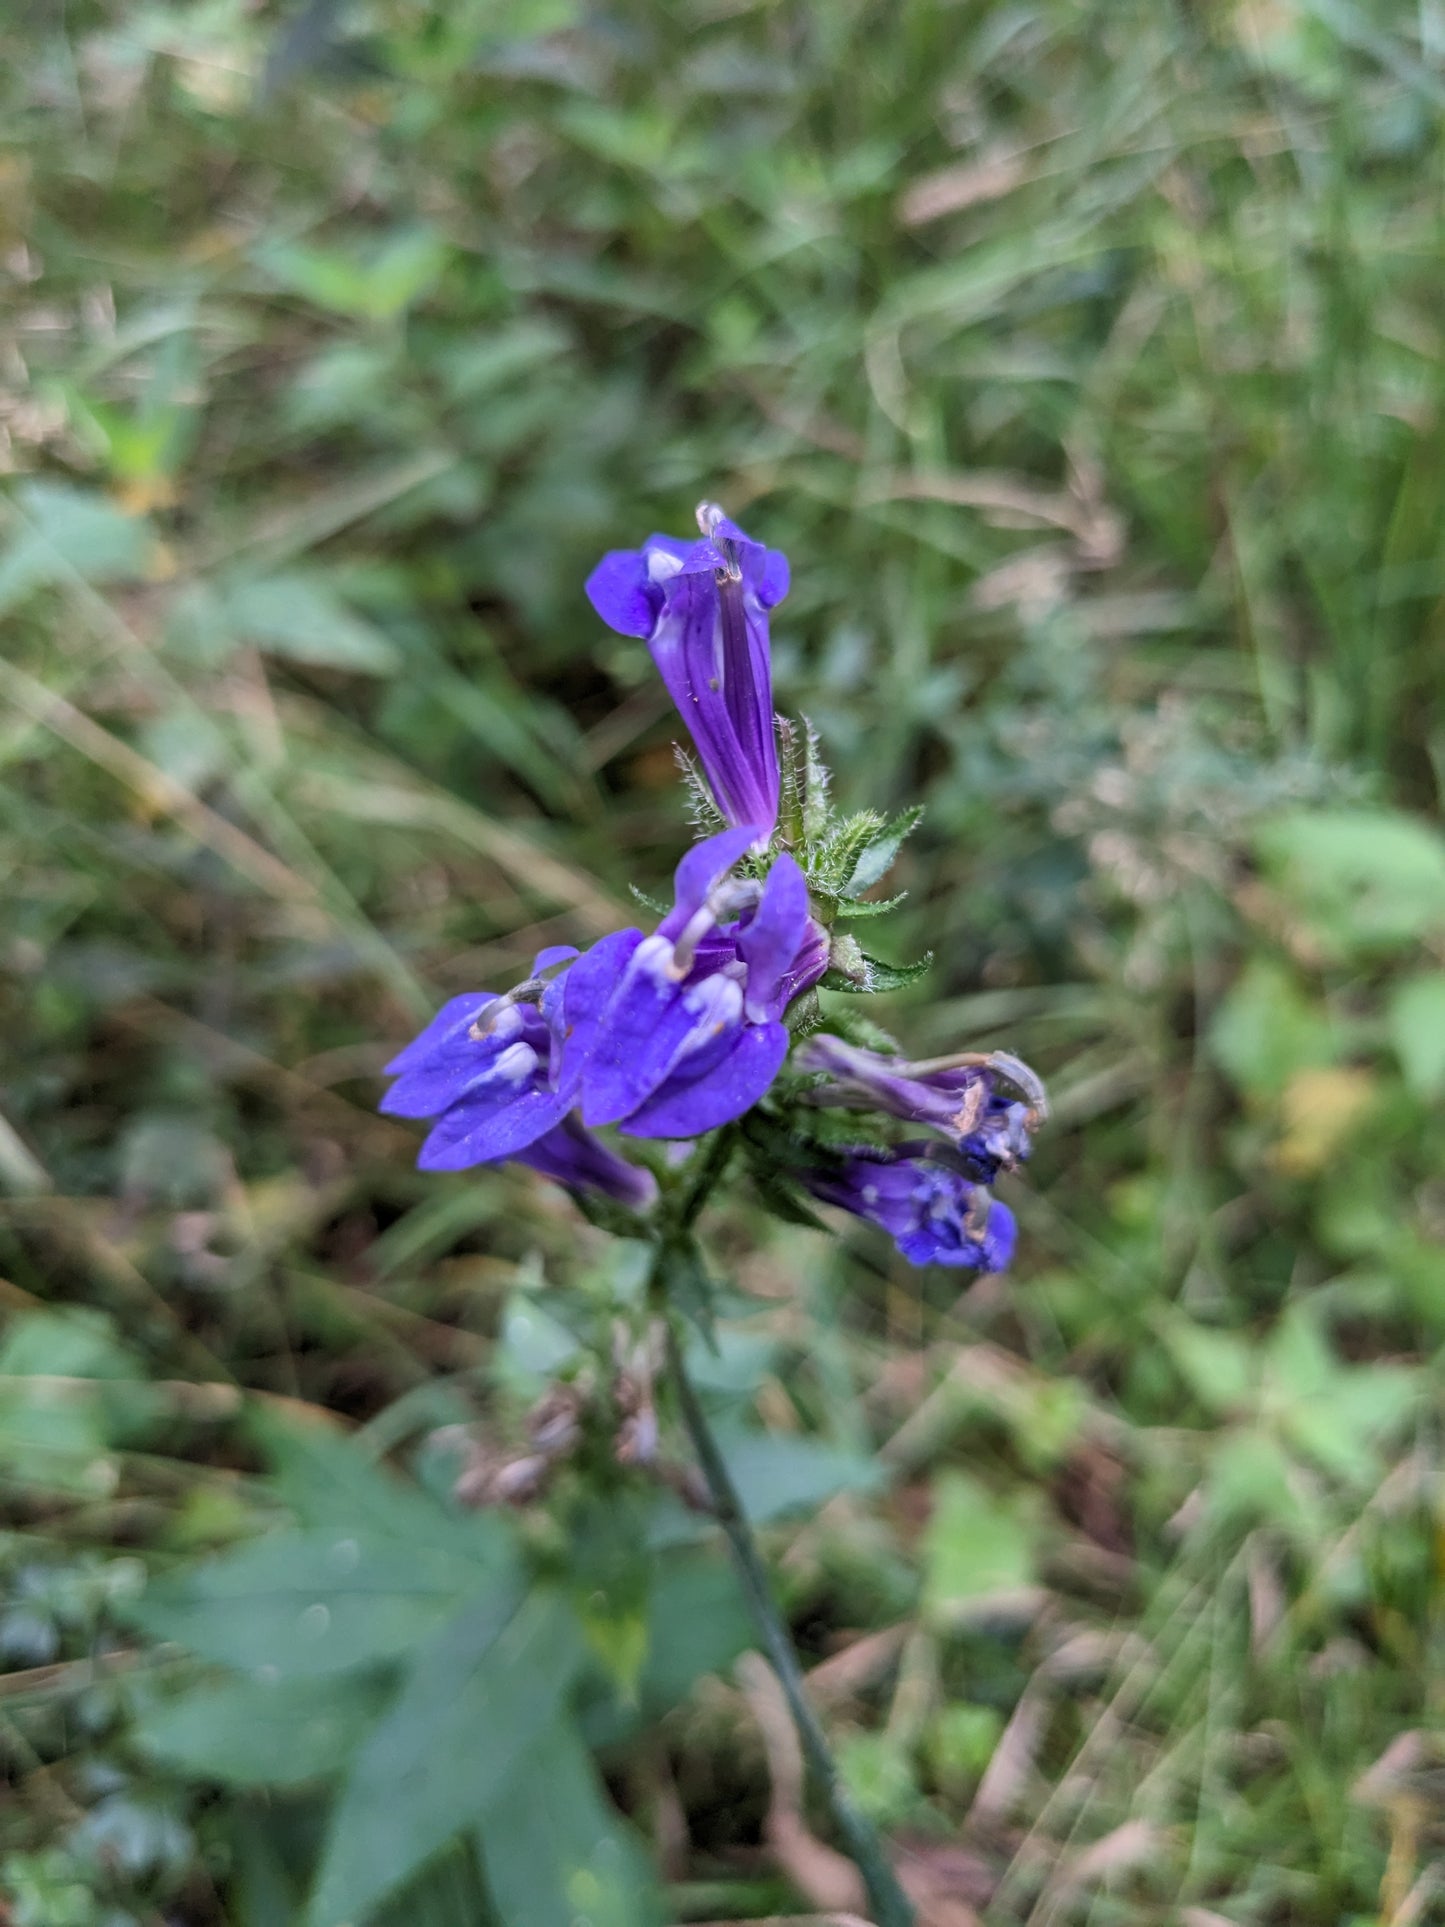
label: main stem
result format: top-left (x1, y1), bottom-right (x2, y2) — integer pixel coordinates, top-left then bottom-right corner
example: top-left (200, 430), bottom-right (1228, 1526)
top-left (655, 1197), bottom-right (914, 1926)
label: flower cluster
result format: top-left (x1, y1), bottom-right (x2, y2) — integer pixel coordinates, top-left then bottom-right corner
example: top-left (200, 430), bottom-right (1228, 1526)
top-left (380, 502), bottom-right (1046, 1272)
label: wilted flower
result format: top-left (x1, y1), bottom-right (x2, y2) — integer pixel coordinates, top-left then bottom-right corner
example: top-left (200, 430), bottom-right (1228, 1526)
top-left (801, 1142), bottom-right (1017, 1271)
top-left (562, 825), bottom-right (827, 1138)
top-left (586, 502), bottom-right (789, 838)
top-left (797, 1034), bottom-right (1046, 1182)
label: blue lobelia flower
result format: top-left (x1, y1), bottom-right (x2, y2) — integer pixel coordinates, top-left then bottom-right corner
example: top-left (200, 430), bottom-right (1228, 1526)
top-left (801, 1143), bottom-right (1017, 1272)
top-left (797, 1035), bottom-right (1046, 1183)
top-left (378, 946), bottom-right (657, 1209)
top-left (586, 503), bottom-right (789, 840)
top-left (558, 826), bottom-right (827, 1139)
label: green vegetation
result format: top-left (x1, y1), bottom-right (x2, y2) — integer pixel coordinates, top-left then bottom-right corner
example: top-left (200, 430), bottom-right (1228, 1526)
top-left (3, 2), bottom-right (1444, 1922)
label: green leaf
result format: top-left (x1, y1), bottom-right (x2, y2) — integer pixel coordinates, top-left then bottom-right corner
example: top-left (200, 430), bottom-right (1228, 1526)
top-left (1161, 1315), bottom-right (1254, 1414)
top-left (580, 1551), bottom-right (752, 1750)
top-left (0, 1310), bottom-right (138, 1497)
top-left (806, 810), bottom-right (884, 895)
top-left (305, 1587), bottom-right (580, 1927)
top-left (127, 1528), bottom-right (510, 1679)
top-left (822, 941), bottom-right (933, 995)
top-left (921, 1473), bottom-right (1040, 1626)
top-left (720, 1428), bottom-right (884, 1523)
top-left (1257, 808), bottom-right (1445, 955)
top-left (0, 481), bottom-right (152, 615)
top-left (224, 572), bottom-right (401, 674)
top-left (131, 1670), bottom-right (391, 1788)
top-left (842, 804), bottom-right (925, 896)
top-left (249, 1407), bottom-right (513, 1565)
top-left (1209, 957), bottom-right (1337, 1098)
top-left (833, 891), bottom-right (907, 920)
top-left (475, 1717), bottom-right (662, 1927)
top-left (258, 228), bottom-right (448, 321)
top-left (1388, 972), bottom-right (1445, 1099)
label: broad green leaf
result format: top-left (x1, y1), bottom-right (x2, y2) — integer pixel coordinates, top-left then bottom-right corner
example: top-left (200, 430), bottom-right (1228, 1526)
top-left (921, 1472), bottom-right (1040, 1625)
top-left (580, 1552), bottom-right (752, 1749)
top-left (127, 1528), bottom-right (508, 1678)
top-left (1263, 1307), bottom-right (1417, 1487)
top-left (498, 1293), bottom-right (582, 1383)
top-left (249, 1406), bottom-right (513, 1565)
top-left (1206, 1430), bottom-right (1316, 1532)
top-left (131, 1670), bottom-right (391, 1788)
top-left (1162, 1316), bottom-right (1253, 1414)
top-left (306, 1586), bottom-right (580, 1927)
top-left (0, 1310), bottom-right (139, 1497)
top-left (1388, 972), bottom-right (1445, 1099)
top-left (224, 573), bottom-right (401, 674)
top-left (1257, 808), bottom-right (1445, 955)
top-left (476, 1717), bottom-right (662, 1927)
top-left (720, 1428), bottom-right (884, 1523)
top-left (1209, 958), bottom-right (1337, 1098)
top-left (258, 229), bottom-right (448, 321)
top-left (0, 481), bottom-right (152, 614)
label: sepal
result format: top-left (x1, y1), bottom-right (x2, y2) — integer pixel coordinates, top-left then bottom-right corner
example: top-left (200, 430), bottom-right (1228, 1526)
top-left (822, 932), bottom-right (933, 994)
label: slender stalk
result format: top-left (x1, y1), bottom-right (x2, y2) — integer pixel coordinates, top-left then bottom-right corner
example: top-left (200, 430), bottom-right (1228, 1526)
top-left (661, 1304), bottom-right (915, 1927)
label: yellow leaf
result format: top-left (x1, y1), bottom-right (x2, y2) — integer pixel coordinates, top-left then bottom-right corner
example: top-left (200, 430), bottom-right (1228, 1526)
top-left (1270, 1067), bottom-right (1377, 1178)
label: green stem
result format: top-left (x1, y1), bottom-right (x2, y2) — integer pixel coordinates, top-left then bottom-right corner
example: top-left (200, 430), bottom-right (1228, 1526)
top-left (661, 1292), bottom-right (915, 1927)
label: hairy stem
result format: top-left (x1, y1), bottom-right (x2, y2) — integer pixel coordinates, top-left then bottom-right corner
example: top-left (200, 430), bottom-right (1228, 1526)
top-left (661, 1299), bottom-right (915, 1927)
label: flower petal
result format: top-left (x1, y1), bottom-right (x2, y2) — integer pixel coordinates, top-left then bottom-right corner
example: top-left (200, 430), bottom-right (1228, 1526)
top-left (736, 853), bottom-right (810, 1020)
top-left (580, 942), bottom-right (743, 1126)
top-left (552, 927), bottom-right (643, 1091)
top-left (659, 826), bottom-right (759, 939)
top-left (519, 1117), bottom-right (658, 1209)
top-left (416, 1082), bottom-right (571, 1171)
top-left (382, 1027), bottom-right (539, 1120)
top-left (585, 549), bottom-right (662, 638)
top-left (621, 1021), bottom-right (788, 1138)
top-left (382, 992), bottom-right (498, 1077)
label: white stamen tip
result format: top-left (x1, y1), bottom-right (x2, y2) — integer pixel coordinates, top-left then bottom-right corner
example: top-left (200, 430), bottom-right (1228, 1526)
top-left (493, 1042), bottom-right (538, 1085)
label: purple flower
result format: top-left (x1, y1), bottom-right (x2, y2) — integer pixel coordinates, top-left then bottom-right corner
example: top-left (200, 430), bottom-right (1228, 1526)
top-left (797, 1035), bottom-right (1046, 1183)
top-left (803, 1144), bottom-right (1016, 1271)
top-left (560, 827), bottom-right (826, 1139)
top-left (379, 948), bottom-right (657, 1209)
top-left (586, 503), bottom-right (789, 839)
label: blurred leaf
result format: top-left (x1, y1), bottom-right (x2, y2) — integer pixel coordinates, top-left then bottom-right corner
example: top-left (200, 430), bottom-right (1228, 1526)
top-left (0, 482), bottom-right (152, 614)
top-left (131, 1669), bottom-right (391, 1787)
top-left (1162, 1315), bottom-right (1253, 1415)
top-left (836, 1730), bottom-right (919, 1828)
top-left (1257, 808), bottom-right (1445, 955)
top-left (1388, 971), bottom-right (1445, 1099)
top-left (1263, 1306), bottom-right (1417, 1487)
top-left (1270, 1066), bottom-right (1377, 1177)
top-left (1210, 958), bottom-right (1338, 1098)
top-left (475, 1716), bottom-right (662, 1927)
top-left (127, 1528), bottom-right (513, 1679)
top-left (719, 1427), bottom-right (884, 1523)
top-left (258, 228), bottom-right (449, 321)
top-left (250, 1406), bottom-right (514, 1565)
top-left (306, 1587), bottom-right (580, 1927)
top-left (0, 1310), bottom-right (136, 1498)
top-left (921, 1472), bottom-right (1040, 1625)
top-left (581, 1551), bottom-right (752, 1749)
top-left (224, 572), bottom-right (401, 673)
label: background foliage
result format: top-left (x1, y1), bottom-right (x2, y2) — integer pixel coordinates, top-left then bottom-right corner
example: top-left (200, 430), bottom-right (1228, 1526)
top-left (3, 1), bottom-right (1444, 1922)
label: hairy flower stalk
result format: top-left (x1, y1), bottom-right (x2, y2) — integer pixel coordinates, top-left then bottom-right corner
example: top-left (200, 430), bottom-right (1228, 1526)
top-left (381, 501), bottom-right (1053, 1927)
